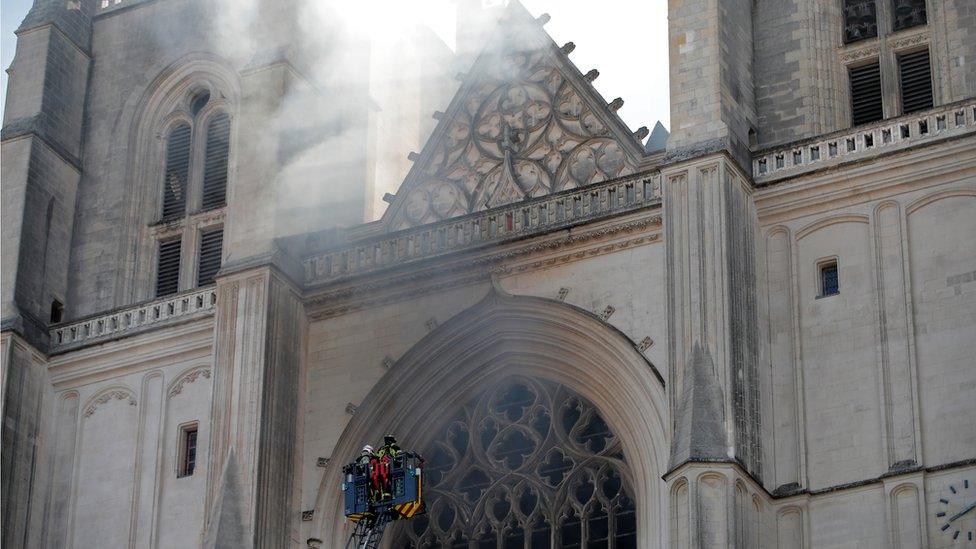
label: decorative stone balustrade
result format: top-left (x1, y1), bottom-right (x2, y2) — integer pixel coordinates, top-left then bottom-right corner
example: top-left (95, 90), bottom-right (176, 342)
top-left (753, 100), bottom-right (976, 184)
top-left (50, 287), bottom-right (217, 352)
top-left (304, 172), bottom-right (663, 286)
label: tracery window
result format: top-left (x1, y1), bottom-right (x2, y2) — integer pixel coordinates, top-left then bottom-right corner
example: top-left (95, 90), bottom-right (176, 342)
top-left (843, 0), bottom-right (878, 44)
top-left (394, 377), bottom-right (637, 548)
top-left (153, 87), bottom-right (230, 296)
top-left (891, 0), bottom-right (926, 32)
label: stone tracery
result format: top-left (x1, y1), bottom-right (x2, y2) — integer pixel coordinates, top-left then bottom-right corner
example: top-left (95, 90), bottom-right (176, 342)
top-left (392, 44), bottom-right (638, 229)
top-left (395, 377), bottom-right (638, 548)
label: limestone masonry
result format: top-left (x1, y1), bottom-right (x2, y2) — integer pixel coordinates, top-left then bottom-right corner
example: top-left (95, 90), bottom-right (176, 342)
top-left (2, 0), bottom-right (974, 547)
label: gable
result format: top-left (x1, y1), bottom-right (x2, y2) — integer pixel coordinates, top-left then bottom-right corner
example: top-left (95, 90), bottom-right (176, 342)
top-left (382, 4), bottom-right (646, 230)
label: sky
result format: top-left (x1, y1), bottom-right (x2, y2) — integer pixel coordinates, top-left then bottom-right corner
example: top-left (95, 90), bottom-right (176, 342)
top-left (0, 0), bottom-right (669, 131)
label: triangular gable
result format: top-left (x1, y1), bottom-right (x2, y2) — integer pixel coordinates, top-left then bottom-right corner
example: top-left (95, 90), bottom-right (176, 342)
top-left (382, 2), bottom-right (647, 230)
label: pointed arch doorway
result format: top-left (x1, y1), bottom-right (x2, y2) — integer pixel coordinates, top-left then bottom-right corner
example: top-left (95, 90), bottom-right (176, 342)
top-left (310, 286), bottom-right (669, 548)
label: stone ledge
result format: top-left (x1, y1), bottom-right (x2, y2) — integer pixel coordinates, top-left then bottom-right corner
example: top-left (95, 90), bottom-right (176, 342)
top-left (49, 287), bottom-right (217, 353)
top-left (303, 171), bottom-right (663, 287)
top-left (753, 99), bottom-right (976, 185)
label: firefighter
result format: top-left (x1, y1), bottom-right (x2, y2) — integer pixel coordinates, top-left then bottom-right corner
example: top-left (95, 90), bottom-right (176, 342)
top-left (378, 435), bottom-right (401, 458)
top-left (375, 435), bottom-right (401, 500)
top-left (357, 444), bottom-right (374, 473)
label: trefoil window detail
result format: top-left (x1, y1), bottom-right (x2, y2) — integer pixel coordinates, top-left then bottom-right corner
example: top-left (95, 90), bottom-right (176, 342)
top-left (396, 377), bottom-right (637, 548)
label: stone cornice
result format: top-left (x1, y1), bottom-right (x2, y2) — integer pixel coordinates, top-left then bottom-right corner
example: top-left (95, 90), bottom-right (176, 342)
top-left (48, 317), bottom-right (214, 388)
top-left (664, 458), bottom-right (976, 503)
top-left (0, 121), bottom-right (83, 172)
top-left (304, 170), bottom-right (662, 288)
top-left (49, 287), bottom-right (216, 354)
top-left (304, 210), bottom-right (662, 319)
top-left (754, 134), bottom-right (976, 224)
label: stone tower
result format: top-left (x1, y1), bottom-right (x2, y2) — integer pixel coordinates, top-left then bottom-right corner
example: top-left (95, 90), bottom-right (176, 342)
top-left (1, 0), bottom-right (95, 544)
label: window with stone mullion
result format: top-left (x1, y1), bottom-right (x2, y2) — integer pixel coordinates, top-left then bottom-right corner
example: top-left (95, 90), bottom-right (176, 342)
top-left (891, 0), bottom-right (926, 31)
top-left (396, 378), bottom-right (638, 549)
top-left (161, 123), bottom-right (191, 220)
top-left (843, 0), bottom-right (878, 44)
top-left (201, 112), bottom-right (231, 210)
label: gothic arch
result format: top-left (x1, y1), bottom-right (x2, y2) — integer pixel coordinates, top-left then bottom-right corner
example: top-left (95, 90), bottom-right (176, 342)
top-left (309, 284), bottom-right (669, 547)
top-left (82, 385), bottom-right (137, 418)
top-left (795, 213), bottom-right (869, 241)
top-left (904, 187), bottom-right (976, 215)
top-left (115, 53), bottom-right (241, 305)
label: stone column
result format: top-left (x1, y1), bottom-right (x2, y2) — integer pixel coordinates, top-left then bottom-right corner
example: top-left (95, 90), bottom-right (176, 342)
top-left (663, 155), bottom-right (763, 547)
top-left (203, 264), bottom-right (305, 548)
top-left (1, 333), bottom-right (50, 547)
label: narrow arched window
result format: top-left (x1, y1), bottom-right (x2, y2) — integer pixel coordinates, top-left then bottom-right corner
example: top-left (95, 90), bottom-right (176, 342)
top-left (201, 112), bottom-right (231, 210)
top-left (162, 122), bottom-right (191, 219)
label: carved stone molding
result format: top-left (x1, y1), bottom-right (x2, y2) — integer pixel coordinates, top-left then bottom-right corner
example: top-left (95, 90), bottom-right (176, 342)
top-left (168, 366), bottom-right (212, 398)
top-left (50, 287), bottom-right (217, 353)
top-left (305, 214), bottom-right (662, 319)
top-left (306, 291), bottom-right (668, 548)
top-left (488, 232), bottom-right (661, 278)
top-left (840, 45), bottom-right (880, 64)
top-left (304, 171), bottom-right (662, 287)
top-left (382, 10), bottom-right (643, 230)
top-left (889, 30), bottom-right (929, 52)
top-left (84, 388), bottom-right (137, 417)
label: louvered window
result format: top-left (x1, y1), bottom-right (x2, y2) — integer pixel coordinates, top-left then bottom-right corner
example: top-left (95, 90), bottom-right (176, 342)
top-left (892, 0), bottom-right (926, 31)
top-left (162, 123), bottom-right (191, 220)
top-left (197, 228), bottom-right (223, 287)
top-left (201, 113), bottom-right (230, 210)
top-left (898, 49), bottom-right (933, 114)
top-left (849, 61), bottom-right (884, 126)
top-left (843, 0), bottom-right (878, 44)
top-left (156, 238), bottom-right (182, 297)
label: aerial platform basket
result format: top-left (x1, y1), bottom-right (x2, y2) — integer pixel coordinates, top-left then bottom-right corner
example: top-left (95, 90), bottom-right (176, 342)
top-left (342, 452), bottom-right (425, 522)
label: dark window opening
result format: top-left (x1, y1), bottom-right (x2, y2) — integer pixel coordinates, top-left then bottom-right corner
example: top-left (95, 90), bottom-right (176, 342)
top-left (892, 0), bottom-right (926, 31)
top-left (179, 424), bottom-right (198, 477)
top-left (843, 0), bottom-right (878, 43)
top-left (197, 228), bottom-right (224, 287)
top-left (820, 262), bottom-right (840, 297)
top-left (162, 123), bottom-right (191, 220)
top-left (898, 49), bottom-right (933, 114)
top-left (190, 90), bottom-right (211, 117)
top-left (849, 61), bottom-right (884, 126)
top-left (50, 300), bottom-right (64, 324)
top-left (202, 113), bottom-right (231, 210)
top-left (395, 378), bottom-right (637, 548)
top-left (156, 238), bottom-right (182, 297)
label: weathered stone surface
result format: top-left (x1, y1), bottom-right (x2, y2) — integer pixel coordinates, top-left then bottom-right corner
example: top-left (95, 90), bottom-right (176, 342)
top-left (1, 0), bottom-right (974, 547)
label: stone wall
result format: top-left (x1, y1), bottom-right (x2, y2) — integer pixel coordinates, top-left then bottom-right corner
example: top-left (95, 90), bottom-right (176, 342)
top-left (299, 227), bottom-right (668, 542)
top-left (18, 318), bottom-right (215, 548)
top-left (754, 132), bottom-right (976, 547)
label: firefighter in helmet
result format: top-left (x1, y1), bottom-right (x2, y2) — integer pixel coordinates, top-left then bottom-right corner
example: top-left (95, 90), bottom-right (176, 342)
top-left (374, 435), bottom-right (401, 500)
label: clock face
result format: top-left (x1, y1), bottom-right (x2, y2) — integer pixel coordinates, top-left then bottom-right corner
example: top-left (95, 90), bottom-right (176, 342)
top-left (936, 478), bottom-right (976, 543)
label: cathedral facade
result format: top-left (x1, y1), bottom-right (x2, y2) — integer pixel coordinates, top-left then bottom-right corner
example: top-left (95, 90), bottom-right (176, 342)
top-left (2, 0), bottom-right (975, 547)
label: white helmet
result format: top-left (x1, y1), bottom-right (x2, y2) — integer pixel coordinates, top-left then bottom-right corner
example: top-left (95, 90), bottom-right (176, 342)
top-left (362, 445), bottom-right (373, 454)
